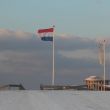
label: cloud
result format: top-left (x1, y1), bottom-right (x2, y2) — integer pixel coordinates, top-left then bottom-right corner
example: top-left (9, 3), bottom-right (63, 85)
top-left (58, 49), bottom-right (97, 60)
top-left (0, 50), bottom-right (51, 74)
top-left (0, 28), bottom-right (110, 89)
top-left (0, 28), bottom-right (32, 40)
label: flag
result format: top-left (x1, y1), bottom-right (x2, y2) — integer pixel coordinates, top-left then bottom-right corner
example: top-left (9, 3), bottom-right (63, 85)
top-left (38, 28), bottom-right (54, 41)
top-left (98, 42), bottom-right (104, 64)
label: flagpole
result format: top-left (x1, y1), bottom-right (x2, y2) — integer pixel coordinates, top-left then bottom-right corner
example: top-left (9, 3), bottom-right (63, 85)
top-left (52, 26), bottom-right (55, 85)
top-left (103, 40), bottom-right (106, 91)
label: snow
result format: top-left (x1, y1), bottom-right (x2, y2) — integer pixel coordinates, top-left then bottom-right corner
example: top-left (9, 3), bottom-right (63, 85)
top-left (0, 90), bottom-right (110, 110)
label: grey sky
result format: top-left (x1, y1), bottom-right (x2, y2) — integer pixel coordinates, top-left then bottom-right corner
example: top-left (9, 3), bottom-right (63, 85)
top-left (0, 29), bottom-right (110, 89)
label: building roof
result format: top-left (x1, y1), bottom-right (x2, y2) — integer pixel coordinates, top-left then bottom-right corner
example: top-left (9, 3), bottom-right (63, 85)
top-left (0, 91), bottom-right (110, 110)
top-left (0, 84), bottom-right (25, 90)
top-left (85, 76), bottom-right (103, 81)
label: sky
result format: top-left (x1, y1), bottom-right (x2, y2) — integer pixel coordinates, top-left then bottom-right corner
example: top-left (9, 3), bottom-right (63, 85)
top-left (0, 0), bottom-right (110, 37)
top-left (0, 0), bottom-right (110, 89)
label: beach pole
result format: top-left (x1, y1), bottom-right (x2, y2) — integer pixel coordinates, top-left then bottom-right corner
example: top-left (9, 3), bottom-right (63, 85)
top-left (52, 26), bottom-right (55, 85)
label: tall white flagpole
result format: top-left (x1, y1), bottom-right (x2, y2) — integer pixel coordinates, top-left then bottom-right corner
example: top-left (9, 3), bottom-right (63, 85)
top-left (52, 26), bottom-right (55, 85)
top-left (103, 40), bottom-right (106, 91)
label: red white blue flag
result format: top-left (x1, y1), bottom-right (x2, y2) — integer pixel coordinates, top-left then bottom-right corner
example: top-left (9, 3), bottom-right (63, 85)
top-left (38, 28), bottom-right (54, 41)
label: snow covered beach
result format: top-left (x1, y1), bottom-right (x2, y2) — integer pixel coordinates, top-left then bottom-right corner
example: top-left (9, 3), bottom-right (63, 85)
top-left (0, 90), bottom-right (110, 110)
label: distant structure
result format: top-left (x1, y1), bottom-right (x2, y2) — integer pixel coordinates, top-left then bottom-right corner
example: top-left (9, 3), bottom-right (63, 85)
top-left (85, 76), bottom-right (110, 91)
top-left (0, 84), bottom-right (25, 90)
top-left (40, 84), bottom-right (87, 90)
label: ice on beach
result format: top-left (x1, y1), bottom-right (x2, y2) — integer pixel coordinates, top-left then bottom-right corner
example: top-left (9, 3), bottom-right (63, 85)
top-left (0, 90), bottom-right (110, 110)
